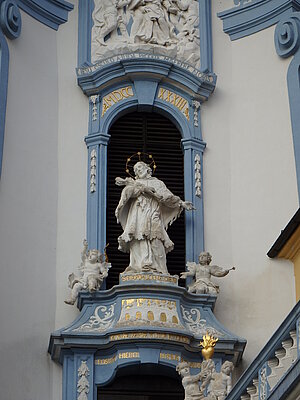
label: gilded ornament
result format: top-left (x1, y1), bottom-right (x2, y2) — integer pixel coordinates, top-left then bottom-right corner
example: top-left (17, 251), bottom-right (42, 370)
top-left (200, 334), bottom-right (218, 360)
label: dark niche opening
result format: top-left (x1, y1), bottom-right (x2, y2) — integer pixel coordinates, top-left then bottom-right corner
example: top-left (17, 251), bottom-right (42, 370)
top-left (97, 371), bottom-right (184, 399)
top-left (106, 111), bottom-right (185, 288)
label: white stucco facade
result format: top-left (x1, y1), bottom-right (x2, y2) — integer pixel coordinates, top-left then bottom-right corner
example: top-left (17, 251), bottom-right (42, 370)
top-left (0, 0), bottom-right (298, 398)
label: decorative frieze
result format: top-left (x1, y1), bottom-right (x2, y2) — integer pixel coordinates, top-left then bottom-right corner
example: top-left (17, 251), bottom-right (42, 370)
top-left (91, 0), bottom-right (200, 68)
top-left (117, 297), bottom-right (184, 329)
top-left (109, 332), bottom-right (190, 344)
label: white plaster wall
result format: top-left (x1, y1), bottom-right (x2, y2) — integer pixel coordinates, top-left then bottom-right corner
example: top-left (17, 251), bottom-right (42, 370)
top-left (0, 11), bottom-right (59, 400)
top-left (202, 0), bottom-right (299, 373)
top-left (53, 1), bottom-right (88, 399)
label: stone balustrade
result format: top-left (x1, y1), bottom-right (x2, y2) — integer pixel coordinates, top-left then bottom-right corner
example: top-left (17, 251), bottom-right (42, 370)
top-left (225, 302), bottom-right (300, 400)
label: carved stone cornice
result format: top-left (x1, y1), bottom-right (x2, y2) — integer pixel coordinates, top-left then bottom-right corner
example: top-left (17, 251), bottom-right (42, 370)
top-left (16, 0), bottom-right (73, 30)
top-left (218, 0), bottom-right (300, 41)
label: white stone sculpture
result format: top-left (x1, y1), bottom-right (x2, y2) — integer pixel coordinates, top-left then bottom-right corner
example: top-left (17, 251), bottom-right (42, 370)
top-left (91, 0), bottom-right (201, 68)
top-left (65, 239), bottom-right (111, 305)
top-left (207, 361), bottom-right (234, 400)
top-left (176, 361), bottom-right (204, 400)
top-left (177, 358), bottom-right (234, 400)
top-left (180, 252), bottom-right (235, 295)
top-left (115, 161), bottom-right (193, 274)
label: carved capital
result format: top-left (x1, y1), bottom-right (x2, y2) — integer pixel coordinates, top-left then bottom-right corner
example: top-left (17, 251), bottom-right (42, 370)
top-left (0, 0), bottom-right (21, 40)
top-left (275, 13), bottom-right (300, 58)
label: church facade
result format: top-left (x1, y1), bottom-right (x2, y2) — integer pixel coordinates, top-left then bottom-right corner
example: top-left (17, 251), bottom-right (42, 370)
top-left (0, 0), bottom-right (299, 399)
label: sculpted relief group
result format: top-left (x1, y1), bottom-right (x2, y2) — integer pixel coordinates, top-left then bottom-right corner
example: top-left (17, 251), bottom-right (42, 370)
top-left (91, 0), bottom-right (201, 68)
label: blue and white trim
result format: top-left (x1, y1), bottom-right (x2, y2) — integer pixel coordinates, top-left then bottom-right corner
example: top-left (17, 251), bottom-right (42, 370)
top-left (218, 0), bottom-right (300, 41)
top-left (16, 0), bottom-right (73, 30)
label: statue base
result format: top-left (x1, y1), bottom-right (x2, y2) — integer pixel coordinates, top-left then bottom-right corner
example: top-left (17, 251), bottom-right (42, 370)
top-left (119, 272), bottom-right (178, 286)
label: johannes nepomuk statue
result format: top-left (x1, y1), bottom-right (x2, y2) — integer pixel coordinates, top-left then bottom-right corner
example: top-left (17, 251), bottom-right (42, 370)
top-left (115, 160), bottom-right (194, 274)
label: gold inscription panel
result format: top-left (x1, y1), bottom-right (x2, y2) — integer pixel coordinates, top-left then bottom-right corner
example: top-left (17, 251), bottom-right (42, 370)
top-left (95, 352), bottom-right (140, 365)
top-left (101, 86), bottom-right (134, 116)
top-left (159, 353), bottom-right (201, 368)
top-left (157, 88), bottom-right (189, 121)
top-left (120, 273), bottom-right (177, 284)
top-left (110, 332), bottom-right (189, 344)
top-left (121, 298), bottom-right (176, 309)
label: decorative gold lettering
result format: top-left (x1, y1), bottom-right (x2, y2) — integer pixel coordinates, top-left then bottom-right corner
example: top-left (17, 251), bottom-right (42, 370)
top-left (101, 86), bottom-right (134, 117)
top-left (158, 88), bottom-right (166, 99)
top-left (109, 332), bottom-right (189, 344)
top-left (156, 87), bottom-right (189, 121)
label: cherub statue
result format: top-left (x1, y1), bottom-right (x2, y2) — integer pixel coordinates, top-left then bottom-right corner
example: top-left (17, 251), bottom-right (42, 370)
top-left (180, 252), bottom-right (235, 295)
top-left (64, 240), bottom-right (111, 305)
top-left (207, 361), bottom-right (234, 400)
top-left (176, 361), bottom-right (204, 400)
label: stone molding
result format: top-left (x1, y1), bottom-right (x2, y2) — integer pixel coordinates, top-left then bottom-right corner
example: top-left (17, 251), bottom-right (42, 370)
top-left (218, 0), bottom-right (300, 41)
top-left (16, 0), bottom-right (73, 30)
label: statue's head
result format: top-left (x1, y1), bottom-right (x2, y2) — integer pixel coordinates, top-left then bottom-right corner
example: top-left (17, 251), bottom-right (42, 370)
top-left (221, 361), bottom-right (234, 375)
top-left (88, 249), bottom-right (100, 262)
top-left (133, 161), bottom-right (152, 179)
top-left (199, 251), bottom-right (212, 265)
top-left (176, 361), bottom-right (190, 377)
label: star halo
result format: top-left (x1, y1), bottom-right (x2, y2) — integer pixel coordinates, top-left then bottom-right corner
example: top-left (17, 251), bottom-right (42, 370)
top-left (125, 152), bottom-right (157, 178)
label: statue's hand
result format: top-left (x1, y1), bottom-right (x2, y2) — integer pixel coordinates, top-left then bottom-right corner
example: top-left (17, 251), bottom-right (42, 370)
top-left (180, 272), bottom-right (188, 279)
top-left (181, 200), bottom-right (195, 211)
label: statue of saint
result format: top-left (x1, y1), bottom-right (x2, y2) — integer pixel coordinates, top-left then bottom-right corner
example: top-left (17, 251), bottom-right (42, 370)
top-left (180, 252), bottom-right (235, 294)
top-left (115, 161), bottom-right (193, 274)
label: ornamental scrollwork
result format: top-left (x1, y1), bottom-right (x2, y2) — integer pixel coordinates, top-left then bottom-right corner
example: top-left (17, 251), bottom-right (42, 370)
top-left (0, 0), bottom-right (22, 40)
top-left (275, 15), bottom-right (300, 58)
top-left (181, 306), bottom-right (221, 337)
top-left (73, 304), bottom-right (116, 332)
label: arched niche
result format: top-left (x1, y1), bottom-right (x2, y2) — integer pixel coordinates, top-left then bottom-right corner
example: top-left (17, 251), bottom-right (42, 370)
top-left (85, 78), bottom-right (207, 277)
top-left (106, 111), bottom-right (185, 288)
top-left (97, 363), bottom-right (184, 399)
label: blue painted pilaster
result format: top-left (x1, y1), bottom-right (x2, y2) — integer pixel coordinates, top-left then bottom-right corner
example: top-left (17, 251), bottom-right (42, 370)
top-left (181, 137), bottom-right (206, 263)
top-left (63, 350), bottom-right (96, 400)
top-left (199, 0), bottom-right (213, 72)
top-left (85, 132), bottom-right (110, 253)
top-left (78, 0), bottom-right (93, 66)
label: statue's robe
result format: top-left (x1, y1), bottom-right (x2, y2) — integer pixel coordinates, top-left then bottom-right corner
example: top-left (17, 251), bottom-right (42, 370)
top-left (116, 176), bottom-right (182, 274)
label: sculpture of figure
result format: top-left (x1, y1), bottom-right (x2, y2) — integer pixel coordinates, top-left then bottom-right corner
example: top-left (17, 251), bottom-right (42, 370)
top-left (180, 252), bottom-right (235, 294)
top-left (128, 0), bottom-right (173, 45)
top-left (115, 161), bottom-right (193, 274)
top-left (199, 359), bottom-right (216, 393)
top-left (92, 0), bottom-right (130, 46)
top-left (65, 240), bottom-right (111, 305)
top-left (176, 361), bottom-right (204, 400)
top-left (207, 361), bottom-right (234, 400)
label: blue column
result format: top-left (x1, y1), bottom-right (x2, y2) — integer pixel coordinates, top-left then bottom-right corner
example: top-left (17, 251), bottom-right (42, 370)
top-left (181, 137), bottom-right (206, 263)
